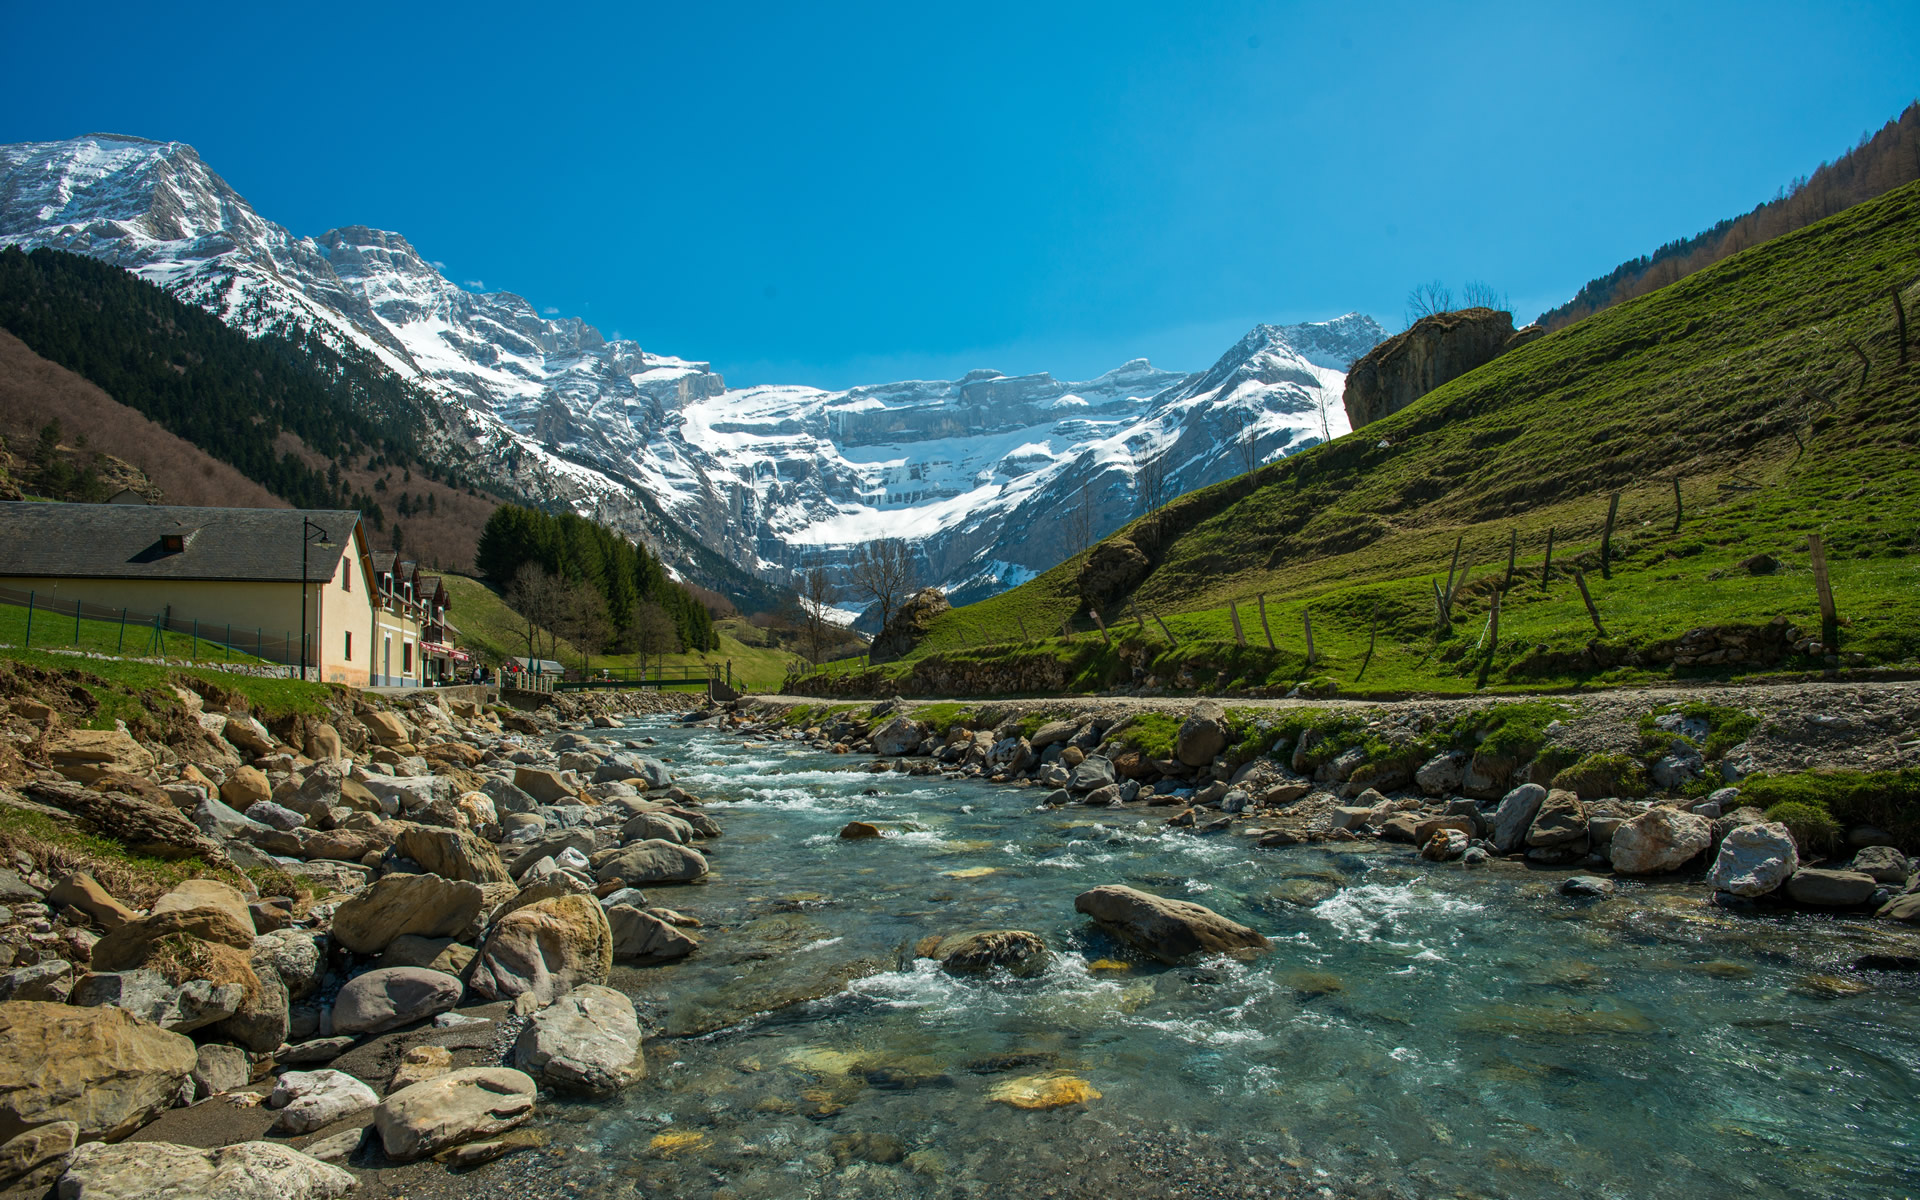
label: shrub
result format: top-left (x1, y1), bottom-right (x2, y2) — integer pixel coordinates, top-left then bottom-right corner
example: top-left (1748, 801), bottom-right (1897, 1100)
top-left (1762, 800), bottom-right (1843, 857)
top-left (1552, 752), bottom-right (1649, 800)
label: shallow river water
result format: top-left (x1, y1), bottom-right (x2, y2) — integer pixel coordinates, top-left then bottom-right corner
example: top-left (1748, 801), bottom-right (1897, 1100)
top-left (527, 718), bottom-right (1919, 1199)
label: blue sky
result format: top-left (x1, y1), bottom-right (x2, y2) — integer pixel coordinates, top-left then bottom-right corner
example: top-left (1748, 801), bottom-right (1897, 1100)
top-left (4, 1), bottom-right (1916, 388)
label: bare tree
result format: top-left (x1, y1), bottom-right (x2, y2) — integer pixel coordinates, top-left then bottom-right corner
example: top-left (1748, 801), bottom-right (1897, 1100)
top-left (1461, 280), bottom-right (1509, 311)
top-left (1405, 280), bottom-right (1454, 326)
top-left (560, 581), bottom-right (611, 677)
top-left (1067, 479), bottom-right (1096, 557)
top-left (847, 538), bottom-right (915, 632)
top-left (506, 563), bottom-right (564, 665)
top-left (1137, 449), bottom-right (1172, 518)
top-left (800, 565), bottom-right (839, 664)
top-left (1234, 410), bottom-right (1260, 474)
top-left (627, 601), bottom-right (681, 678)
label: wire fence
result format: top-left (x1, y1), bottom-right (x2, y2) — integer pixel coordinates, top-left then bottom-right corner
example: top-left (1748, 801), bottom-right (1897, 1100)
top-left (0, 584), bottom-right (311, 670)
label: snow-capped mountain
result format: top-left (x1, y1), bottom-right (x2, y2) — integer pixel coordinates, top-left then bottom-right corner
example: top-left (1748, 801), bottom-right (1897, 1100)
top-left (0, 134), bottom-right (1386, 609)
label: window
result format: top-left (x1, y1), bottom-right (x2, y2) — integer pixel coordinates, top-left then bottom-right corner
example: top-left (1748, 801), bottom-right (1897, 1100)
top-left (344, 631), bottom-right (352, 661)
top-left (403, 641), bottom-right (413, 673)
top-left (160, 534), bottom-right (184, 553)
top-left (341, 560), bottom-right (351, 592)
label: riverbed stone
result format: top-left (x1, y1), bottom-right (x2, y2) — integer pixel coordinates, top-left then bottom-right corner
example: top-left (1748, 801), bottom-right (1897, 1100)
top-left (330, 872), bottom-right (486, 954)
top-left (1608, 808), bottom-right (1713, 875)
top-left (268, 1069), bottom-right (379, 1135)
top-left (871, 717), bottom-right (924, 757)
top-left (620, 811), bottom-right (695, 845)
top-left (1068, 755), bottom-right (1116, 792)
top-left (1074, 884), bottom-right (1269, 964)
top-left (0, 1002), bottom-right (196, 1142)
top-left (1526, 790), bottom-right (1588, 848)
top-left (0, 1120), bottom-right (74, 1189)
top-left (1850, 845), bottom-right (1911, 885)
top-left (468, 894), bottom-right (613, 1005)
top-left (1786, 868), bottom-right (1878, 907)
top-left (1491, 784), bottom-right (1548, 853)
top-left (1415, 751), bottom-right (1467, 796)
top-left (68, 969), bottom-right (243, 1032)
top-left (512, 983), bottom-right (644, 1095)
top-left (46, 872), bottom-right (137, 932)
top-left (56, 1140), bottom-right (357, 1200)
top-left (591, 839), bottom-right (709, 885)
top-left (607, 905), bottom-right (698, 962)
top-left (379, 935), bottom-right (476, 976)
top-left (374, 1067), bottom-right (537, 1162)
top-left (1175, 701), bottom-right (1228, 768)
top-left (329, 966), bottom-right (463, 1035)
top-left (191, 1044), bottom-right (249, 1099)
top-left (1707, 821), bottom-right (1799, 897)
top-left (915, 930), bottom-right (1050, 978)
top-left (394, 825), bottom-right (512, 885)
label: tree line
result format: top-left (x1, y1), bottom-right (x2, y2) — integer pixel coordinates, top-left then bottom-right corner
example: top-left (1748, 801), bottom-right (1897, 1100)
top-left (474, 504), bottom-right (718, 668)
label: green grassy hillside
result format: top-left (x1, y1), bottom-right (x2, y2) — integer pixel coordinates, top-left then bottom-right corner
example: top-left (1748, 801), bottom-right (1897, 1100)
top-left (806, 179), bottom-right (1920, 697)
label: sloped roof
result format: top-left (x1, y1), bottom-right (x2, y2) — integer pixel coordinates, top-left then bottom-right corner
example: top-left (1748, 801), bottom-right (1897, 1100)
top-left (0, 502), bottom-right (359, 583)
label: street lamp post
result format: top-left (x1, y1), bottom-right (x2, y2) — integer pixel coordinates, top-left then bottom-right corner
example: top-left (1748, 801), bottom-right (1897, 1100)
top-left (300, 518), bottom-right (336, 683)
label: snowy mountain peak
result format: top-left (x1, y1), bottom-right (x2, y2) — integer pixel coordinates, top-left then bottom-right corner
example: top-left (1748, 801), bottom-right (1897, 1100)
top-left (0, 133), bottom-right (1388, 612)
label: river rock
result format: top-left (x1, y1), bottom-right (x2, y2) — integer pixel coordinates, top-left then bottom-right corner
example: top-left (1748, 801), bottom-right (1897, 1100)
top-left (0, 960), bottom-right (71, 1003)
top-left (1491, 783), bottom-right (1548, 853)
top-left (513, 767), bottom-right (577, 806)
top-left (915, 929), bottom-right (1050, 978)
top-left (468, 894), bottom-right (613, 1005)
top-left (268, 1069), bottom-right (379, 1135)
top-left (1706, 821), bottom-right (1799, 897)
top-left (607, 905), bottom-right (699, 962)
top-left (1175, 701), bottom-right (1229, 768)
top-left (379, 935), bottom-right (476, 976)
top-left (1850, 845), bottom-right (1911, 885)
top-left (252, 928), bottom-right (325, 999)
top-left (330, 873), bottom-right (486, 955)
top-left (68, 969), bottom-right (243, 1032)
top-left (329, 967), bottom-right (463, 1035)
top-left (1414, 751), bottom-right (1467, 796)
top-left (213, 964), bottom-right (288, 1054)
top-left (1526, 790), bottom-right (1588, 848)
top-left (0, 1002), bottom-right (196, 1142)
top-left (1068, 755), bottom-right (1116, 792)
top-left (374, 1067), bottom-right (537, 1162)
top-left (512, 983), bottom-right (644, 1094)
top-left (0, 1119), bottom-right (75, 1189)
top-left (1608, 808), bottom-right (1712, 875)
top-left (1029, 720), bottom-right (1078, 751)
top-left (870, 717), bottom-right (924, 757)
top-left (1559, 876), bottom-right (1615, 898)
top-left (1879, 893), bottom-right (1920, 922)
top-left (46, 872), bottom-right (137, 932)
top-left (91, 906), bottom-right (257, 972)
top-left (620, 812), bottom-right (695, 845)
top-left (57, 1140), bottom-right (357, 1200)
top-left (1785, 868), bottom-right (1878, 907)
top-left (591, 840), bottom-right (708, 886)
top-left (191, 1044), bottom-right (249, 1099)
top-left (394, 825), bottom-right (511, 885)
top-left (1074, 885), bottom-right (1269, 964)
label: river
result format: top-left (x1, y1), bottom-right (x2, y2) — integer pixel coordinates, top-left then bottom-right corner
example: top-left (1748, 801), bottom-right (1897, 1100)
top-left (532, 716), bottom-right (1920, 1199)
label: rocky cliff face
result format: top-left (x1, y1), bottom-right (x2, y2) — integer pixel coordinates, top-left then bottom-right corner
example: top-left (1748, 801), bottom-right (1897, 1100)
top-left (1343, 308), bottom-right (1537, 429)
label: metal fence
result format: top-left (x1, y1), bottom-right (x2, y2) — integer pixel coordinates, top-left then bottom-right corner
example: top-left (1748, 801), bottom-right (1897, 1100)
top-left (0, 584), bottom-right (310, 668)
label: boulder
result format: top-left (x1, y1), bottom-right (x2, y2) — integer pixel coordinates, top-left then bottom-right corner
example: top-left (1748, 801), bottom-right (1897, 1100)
top-left (21, 781), bottom-right (222, 862)
top-left (1608, 808), bottom-right (1713, 875)
top-left (222, 715), bottom-right (277, 756)
top-left (1559, 876), bottom-right (1615, 898)
top-left (482, 776), bottom-right (540, 816)
top-left (362, 710), bottom-right (412, 747)
top-left (467, 894), bottom-right (613, 1005)
top-left (91, 906), bottom-right (256, 971)
top-left (607, 905), bottom-right (699, 962)
top-left (393, 825), bottom-right (512, 885)
top-left (1068, 756), bottom-right (1117, 793)
top-left (591, 840), bottom-right (709, 886)
top-left (149, 879), bottom-right (254, 935)
top-left (191, 1044), bottom-right (249, 1099)
top-left (304, 723), bottom-right (344, 761)
top-left (68, 969), bottom-right (243, 1032)
top-left (213, 966), bottom-right (288, 1054)
top-left (867, 587), bottom-right (950, 665)
top-left (46, 872), bottom-right (137, 932)
top-left (1073, 885), bottom-right (1269, 964)
top-left (839, 821), bottom-right (882, 840)
top-left (513, 767), bottom-right (577, 806)
top-left (1850, 845), bottom-right (1911, 885)
top-left (331, 876), bottom-right (479, 959)
top-left (1490, 783), bottom-right (1548, 853)
top-left (1785, 868), bottom-right (1878, 908)
top-left (0, 1002), bottom-right (195, 1142)
top-left (1075, 538), bottom-right (1150, 613)
top-left (1878, 892), bottom-right (1920, 922)
top-left (1174, 701), bottom-right (1228, 769)
top-left (43, 728), bottom-right (155, 782)
top-left (1707, 822), bottom-right (1799, 897)
top-left (1342, 306), bottom-right (1520, 428)
top-left (220, 767), bottom-right (273, 810)
top-left (1525, 790), bottom-right (1588, 848)
top-left (374, 1067), bottom-right (537, 1162)
top-left (252, 929), bottom-right (325, 1000)
top-left (0, 1119), bottom-right (75, 1189)
top-left (511, 983), bottom-right (644, 1094)
top-left (55, 1140), bottom-right (357, 1200)
top-left (268, 1069), bottom-right (379, 1135)
top-left (245, 801), bottom-right (306, 831)
top-left (619, 812), bottom-right (695, 845)
top-left (329, 967), bottom-right (463, 1035)
top-left (870, 717), bottom-right (924, 757)
top-left (1414, 751), bottom-right (1467, 796)
top-left (914, 930), bottom-right (1050, 978)
top-left (378, 935), bottom-right (476, 976)
top-left (359, 773), bottom-right (453, 815)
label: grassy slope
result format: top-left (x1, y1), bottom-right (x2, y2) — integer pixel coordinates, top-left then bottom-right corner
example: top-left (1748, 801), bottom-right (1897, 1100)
top-left (440, 574), bottom-right (804, 691)
top-left (0, 599), bottom-right (271, 666)
top-left (834, 179), bottom-right (1920, 696)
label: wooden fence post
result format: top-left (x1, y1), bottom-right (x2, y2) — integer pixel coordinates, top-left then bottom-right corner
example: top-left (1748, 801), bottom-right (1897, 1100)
top-left (1060, 619), bottom-right (1073, 644)
top-left (1302, 608), bottom-right (1316, 666)
top-left (1089, 608), bottom-right (1112, 646)
top-left (1150, 610), bottom-right (1178, 648)
top-left (1573, 569), bottom-right (1607, 637)
top-left (1672, 477), bottom-right (1683, 534)
top-left (1541, 527), bottom-right (1555, 590)
top-left (1128, 602), bottom-right (1146, 631)
top-left (1228, 598), bottom-right (1246, 647)
top-left (1256, 594), bottom-right (1275, 648)
top-left (1808, 533), bottom-right (1838, 630)
top-left (1893, 286), bottom-right (1909, 366)
top-left (1502, 528), bottom-right (1517, 591)
top-left (1431, 578), bottom-right (1449, 631)
top-left (1451, 554), bottom-right (1474, 611)
top-left (1442, 535), bottom-right (1463, 600)
top-left (1600, 492), bottom-right (1620, 579)
top-left (1016, 615), bottom-right (1031, 644)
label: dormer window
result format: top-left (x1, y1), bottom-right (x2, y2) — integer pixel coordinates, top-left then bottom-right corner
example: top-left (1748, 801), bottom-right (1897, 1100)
top-left (160, 534), bottom-right (185, 553)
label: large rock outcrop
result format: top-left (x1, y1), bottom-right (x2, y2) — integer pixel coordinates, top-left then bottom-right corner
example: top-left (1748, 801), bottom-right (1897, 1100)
top-left (1342, 308), bottom-right (1538, 428)
top-left (1076, 538), bottom-right (1152, 614)
top-left (868, 588), bottom-right (951, 665)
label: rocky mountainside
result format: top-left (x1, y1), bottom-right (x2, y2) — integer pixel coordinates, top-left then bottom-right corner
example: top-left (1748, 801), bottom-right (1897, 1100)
top-left (0, 134), bottom-right (1385, 609)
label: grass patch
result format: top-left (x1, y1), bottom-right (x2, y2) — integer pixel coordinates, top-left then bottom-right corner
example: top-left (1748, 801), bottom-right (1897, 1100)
top-left (1638, 702), bottom-right (1761, 761)
top-left (1741, 768), bottom-right (1920, 853)
top-left (1552, 752), bottom-right (1650, 799)
top-left (0, 598), bottom-right (270, 665)
top-left (0, 647), bottom-right (333, 730)
top-left (0, 802), bottom-right (247, 908)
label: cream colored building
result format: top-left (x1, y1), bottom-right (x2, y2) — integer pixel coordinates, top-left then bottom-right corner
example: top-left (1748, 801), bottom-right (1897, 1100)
top-left (0, 503), bottom-right (427, 688)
